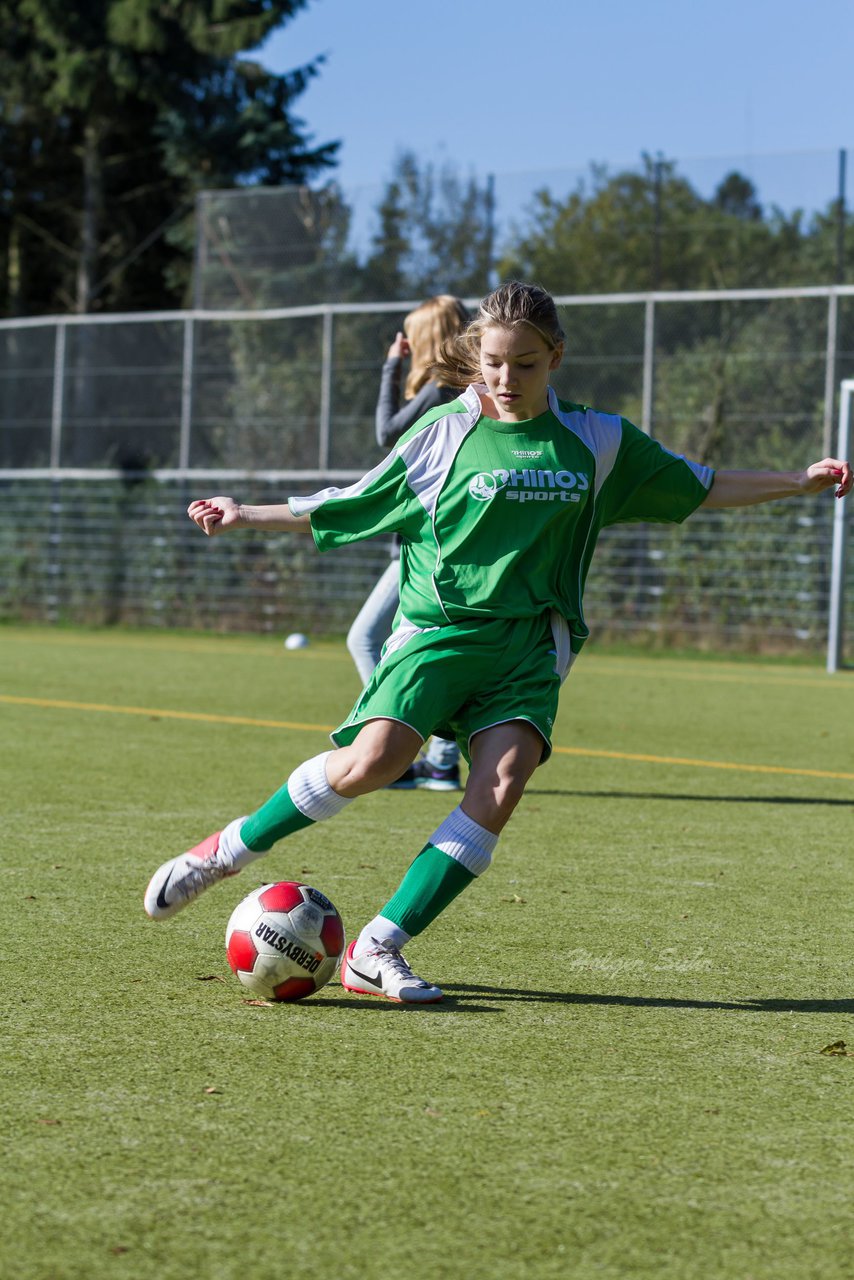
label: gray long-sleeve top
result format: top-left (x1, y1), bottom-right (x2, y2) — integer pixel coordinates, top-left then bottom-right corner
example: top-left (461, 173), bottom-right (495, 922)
top-left (375, 357), bottom-right (458, 449)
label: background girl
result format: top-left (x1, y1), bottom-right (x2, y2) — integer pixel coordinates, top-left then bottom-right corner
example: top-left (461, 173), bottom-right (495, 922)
top-left (347, 294), bottom-right (469, 791)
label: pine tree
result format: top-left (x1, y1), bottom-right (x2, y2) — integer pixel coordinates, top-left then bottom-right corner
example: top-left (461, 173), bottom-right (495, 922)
top-left (1, 1), bottom-right (339, 314)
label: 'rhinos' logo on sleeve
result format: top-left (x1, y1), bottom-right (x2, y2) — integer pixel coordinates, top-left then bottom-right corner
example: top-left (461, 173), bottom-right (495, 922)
top-left (469, 468), bottom-right (589, 504)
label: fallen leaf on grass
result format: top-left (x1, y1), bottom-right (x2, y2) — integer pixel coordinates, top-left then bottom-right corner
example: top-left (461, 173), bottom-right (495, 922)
top-left (820, 1040), bottom-right (853, 1056)
top-left (500, 894), bottom-right (526, 904)
top-left (36, 1118), bottom-right (60, 1125)
top-left (242, 998), bottom-right (274, 1007)
top-left (195, 974), bottom-right (226, 983)
top-left (110, 1247), bottom-right (130, 1256)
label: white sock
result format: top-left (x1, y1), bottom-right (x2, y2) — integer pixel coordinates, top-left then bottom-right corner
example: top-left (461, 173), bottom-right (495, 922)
top-left (354, 915), bottom-right (411, 957)
top-left (217, 816), bottom-right (262, 870)
top-left (429, 806), bottom-right (497, 875)
top-left (289, 752), bottom-right (354, 821)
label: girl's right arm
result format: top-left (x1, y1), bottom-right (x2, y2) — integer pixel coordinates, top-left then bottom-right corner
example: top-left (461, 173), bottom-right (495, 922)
top-left (187, 496), bottom-right (311, 536)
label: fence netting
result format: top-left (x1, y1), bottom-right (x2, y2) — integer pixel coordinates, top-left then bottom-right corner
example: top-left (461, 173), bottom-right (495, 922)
top-left (1, 288), bottom-right (852, 661)
top-left (1, 477), bottom-right (850, 664)
top-left (3, 291), bottom-right (852, 470)
top-left (192, 151), bottom-right (850, 310)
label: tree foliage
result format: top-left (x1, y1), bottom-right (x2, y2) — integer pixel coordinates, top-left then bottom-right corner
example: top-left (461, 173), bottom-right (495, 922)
top-left (185, 150), bottom-right (850, 324)
top-left (360, 151), bottom-right (495, 300)
top-left (0, 0), bottom-right (338, 315)
top-left (497, 155), bottom-right (838, 294)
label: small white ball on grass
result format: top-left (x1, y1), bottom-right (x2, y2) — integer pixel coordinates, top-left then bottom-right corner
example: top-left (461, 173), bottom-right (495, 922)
top-left (284, 632), bottom-right (309, 650)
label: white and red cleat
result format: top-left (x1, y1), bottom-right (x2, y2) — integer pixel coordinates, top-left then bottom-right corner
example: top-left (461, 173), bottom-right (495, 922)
top-left (144, 831), bottom-right (238, 920)
top-left (340, 939), bottom-right (443, 1004)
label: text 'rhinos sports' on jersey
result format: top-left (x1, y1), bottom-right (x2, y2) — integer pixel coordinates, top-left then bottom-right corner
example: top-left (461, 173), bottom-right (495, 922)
top-left (468, 467), bottom-right (590, 503)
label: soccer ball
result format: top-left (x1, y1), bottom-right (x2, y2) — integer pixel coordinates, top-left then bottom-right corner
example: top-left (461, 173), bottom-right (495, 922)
top-left (225, 881), bottom-right (345, 1001)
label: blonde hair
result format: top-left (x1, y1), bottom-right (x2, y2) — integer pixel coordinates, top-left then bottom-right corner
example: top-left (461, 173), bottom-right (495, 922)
top-left (402, 295), bottom-right (470, 399)
top-left (430, 281), bottom-right (566, 388)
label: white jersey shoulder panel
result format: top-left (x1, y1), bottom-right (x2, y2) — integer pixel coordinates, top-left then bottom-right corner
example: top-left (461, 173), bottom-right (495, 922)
top-left (397, 384), bottom-right (481, 517)
top-left (547, 387), bottom-right (623, 498)
top-left (288, 450), bottom-right (401, 516)
top-left (657, 444), bottom-right (715, 490)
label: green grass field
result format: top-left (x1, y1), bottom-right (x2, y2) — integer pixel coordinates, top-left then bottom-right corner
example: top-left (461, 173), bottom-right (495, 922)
top-left (3, 624), bottom-right (854, 1280)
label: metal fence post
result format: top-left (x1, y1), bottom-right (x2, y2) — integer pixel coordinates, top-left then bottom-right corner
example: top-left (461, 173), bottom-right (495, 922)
top-left (826, 378), bottom-right (852, 672)
top-left (485, 173), bottom-right (497, 288)
top-left (319, 308), bottom-right (333, 469)
top-left (837, 148), bottom-right (847, 285)
top-left (641, 296), bottom-right (655, 435)
top-left (179, 315), bottom-right (194, 470)
top-left (822, 290), bottom-right (838, 457)
top-left (47, 320), bottom-right (67, 623)
top-left (50, 321), bottom-right (66, 469)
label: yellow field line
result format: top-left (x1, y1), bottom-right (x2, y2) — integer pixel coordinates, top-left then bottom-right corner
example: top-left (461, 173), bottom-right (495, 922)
top-left (3, 692), bottom-right (853, 783)
top-left (550, 744), bottom-right (854, 782)
top-left (581, 666), bottom-right (852, 692)
top-left (0, 694), bottom-right (331, 734)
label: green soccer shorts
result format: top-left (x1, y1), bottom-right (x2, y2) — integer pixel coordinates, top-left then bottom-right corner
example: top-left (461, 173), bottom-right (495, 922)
top-left (331, 613), bottom-right (564, 764)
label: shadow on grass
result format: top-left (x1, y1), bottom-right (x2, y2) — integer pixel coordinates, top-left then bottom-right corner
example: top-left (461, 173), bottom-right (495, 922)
top-left (524, 789), bottom-right (854, 806)
top-left (438, 983), bottom-right (854, 1014)
top-left (310, 993), bottom-right (502, 1013)
top-left (310, 986), bottom-right (854, 1015)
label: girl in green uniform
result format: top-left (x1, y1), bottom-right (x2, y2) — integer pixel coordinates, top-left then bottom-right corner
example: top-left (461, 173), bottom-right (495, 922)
top-left (144, 281), bottom-right (852, 1004)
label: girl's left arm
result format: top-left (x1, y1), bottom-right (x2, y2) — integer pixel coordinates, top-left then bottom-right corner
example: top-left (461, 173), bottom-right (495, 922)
top-left (703, 458), bottom-right (852, 508)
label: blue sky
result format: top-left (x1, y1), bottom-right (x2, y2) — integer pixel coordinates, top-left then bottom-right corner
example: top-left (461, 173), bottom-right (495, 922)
top-left (252, 0), bottom-right (853, 212)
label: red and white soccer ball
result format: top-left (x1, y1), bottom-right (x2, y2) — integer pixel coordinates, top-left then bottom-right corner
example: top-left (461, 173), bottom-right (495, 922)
top-left (225, 881), bottom-right (345, 1001)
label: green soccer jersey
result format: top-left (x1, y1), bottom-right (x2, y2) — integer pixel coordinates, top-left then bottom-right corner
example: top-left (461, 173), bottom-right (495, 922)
top-left (289, 385), bottom-right (714, 656)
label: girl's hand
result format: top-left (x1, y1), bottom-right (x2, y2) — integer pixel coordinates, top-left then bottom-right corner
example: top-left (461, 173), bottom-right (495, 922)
top-left (187, 496), bottom-right (243, 536)
top-left (387, 332), bottom-right (410, 360)
top-left (799, 459), bottom-right (852, 498)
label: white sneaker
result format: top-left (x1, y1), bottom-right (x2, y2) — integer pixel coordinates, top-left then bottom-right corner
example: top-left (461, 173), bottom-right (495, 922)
top-left (340, 939), bottom-right (443, 1004)
top-left (144, 831), bottom-right (238, 920)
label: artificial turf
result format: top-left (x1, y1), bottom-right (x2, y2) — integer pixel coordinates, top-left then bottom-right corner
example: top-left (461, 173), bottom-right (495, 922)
top-left (2, 624), bottom-right (854, 1280)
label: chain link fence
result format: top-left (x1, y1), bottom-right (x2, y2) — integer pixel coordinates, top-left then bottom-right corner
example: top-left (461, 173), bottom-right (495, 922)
top-left (4, 288), bottom-right (854, 470)
top-left (0, 477), bottom-right (844, 657)
top-left (1, 288), bottom-right (852, 662)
